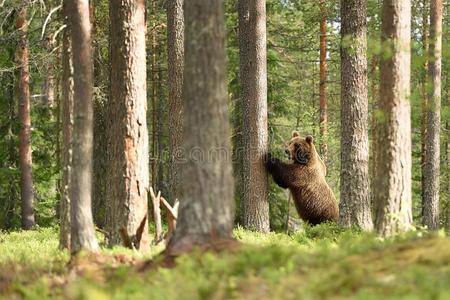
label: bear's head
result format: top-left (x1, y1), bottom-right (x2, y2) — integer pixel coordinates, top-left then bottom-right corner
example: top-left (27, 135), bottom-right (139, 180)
top-left (285, 131), bottom-right (316, 165)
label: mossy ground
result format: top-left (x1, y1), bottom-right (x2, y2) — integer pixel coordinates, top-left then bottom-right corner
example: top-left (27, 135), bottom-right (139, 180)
top-left (1, 225), bottom-right (450, 300)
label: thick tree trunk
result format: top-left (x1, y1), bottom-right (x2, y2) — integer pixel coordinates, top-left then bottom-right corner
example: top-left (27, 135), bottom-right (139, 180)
top-left (106, 0), bottom-right (150, 251)
top-left (423, 0), bottom-right (442, 230)
top-left (16, 4), bottom-right (36, 230)
top-left (59, 0), bottom-right (74, 250)
top-left (239, 0), bottom-right (270, 233)
top-left (167, 0), bottom-right (184, 203)
top-left (166, 0), bottom-right (235, 255)
top-left (69, 0), bottom-right (99, 254)
top-left (374, 0), bottom-right (412, 237)
top-left (339, 0), bottom-right (372, 230)
top-left (319, 0), bottom-right (328, 164)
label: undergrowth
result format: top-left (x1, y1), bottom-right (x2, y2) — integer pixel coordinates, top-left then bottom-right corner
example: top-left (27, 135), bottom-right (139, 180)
top-left (1, 224), bottom-right (450, 300)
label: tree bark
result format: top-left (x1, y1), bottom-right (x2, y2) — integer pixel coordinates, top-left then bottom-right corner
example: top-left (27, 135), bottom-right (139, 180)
top-left (423, 0), bottom-right (442, 230)
top-left (16, 3), bottom-right (36, 230)
top-left (239, 0), bottom-right (270, 233)
top-left (69, 0), bottom-right (99, 254)
top-left (319, 0), bottom-right (328, 164)
top-left (59, 0), bottom-right (74, 250)
top-left (374, 0), bottom-right (412, 237)
top-left (166, 0), bottom-right (235, 255)
top-left (339, 0), bottom-right (372, 230)
top-left (167, 0), bottom-right (184, 203)
top-left (106, 0), bottom-right (150, 251)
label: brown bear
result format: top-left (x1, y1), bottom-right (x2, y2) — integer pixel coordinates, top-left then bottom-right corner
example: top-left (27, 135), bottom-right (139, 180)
top-left (266, 131), bottom-right (338, 225)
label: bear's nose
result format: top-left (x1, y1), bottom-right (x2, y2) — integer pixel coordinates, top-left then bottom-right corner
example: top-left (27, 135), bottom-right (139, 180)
top-left (285, 148), bottom-right (289, 154)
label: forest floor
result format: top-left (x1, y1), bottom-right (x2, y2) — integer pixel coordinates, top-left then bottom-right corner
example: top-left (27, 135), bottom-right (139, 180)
top-left (0, 224), bottom-right (450, 300)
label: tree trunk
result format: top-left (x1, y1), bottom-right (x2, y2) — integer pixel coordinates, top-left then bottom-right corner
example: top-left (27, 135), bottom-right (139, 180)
top-left (16, 3), bottom-right (36, 230)
top-left (319, 0), bottom-right (328, 164)
top-left (167, 0), bottom-right (184, 203)
top-left (69, 0), bottom-right (99, 254)
top-left (423, 0), bottom-right (442, 230)
top-left (421, 0), bottom-right (429, 218)
top-left (166, 0), bottom-right (235, 255)
top-left (369, 57), bottom-right (378, 210)
top-left (339, 0), bottom-right (372, 230)
top-left (151, 0), bottom-right (157, 191)
top-left (156, 49), bottom-right (166, 195)
top-left (239, 0), bottom-right (270, 233)
top-left (374, 0), bottom-right (412, 237)
top-left (106, 0), bottom-right (150, 251)
top-left (42, 37), bottom-right (55, 109)
top-left (59, 0), bottom-right (74, 250)
top-left (446, 73), bottom-right (450, 232)
top-left (91, 0), bottom-right (108, 229)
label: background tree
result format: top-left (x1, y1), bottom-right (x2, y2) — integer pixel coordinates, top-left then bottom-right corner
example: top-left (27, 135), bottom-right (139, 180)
top-left (374, 0), bottom-right (413, 236)
top-left (106, 0), bottom-right (150, 250)
top-left (16, 2), bottom-right (36, 230)
top-left (339, 0), bottom-right (372, 230)
top-left (167, 0), bottom-right (184, 204)
top-left (423, 0), bottom-right (443, 230)
top-left (69, 0), bottom-right (99, 254)
top-left (319, 0), bottom-right (328, 164)
top-left (59, 0), bottom-right (74, 249)
top-left (421, 0), bottom-right (429, 213)
top-left (239, 0), bottom-right (270, 233)
top-left (166, 0), bottom-right (235, 254)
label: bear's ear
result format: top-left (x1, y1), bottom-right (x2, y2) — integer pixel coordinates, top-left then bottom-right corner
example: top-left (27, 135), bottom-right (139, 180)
top-left (305, 135), bottom-right (313, 144)
top-left (292, 131), bottom-right (300, 138)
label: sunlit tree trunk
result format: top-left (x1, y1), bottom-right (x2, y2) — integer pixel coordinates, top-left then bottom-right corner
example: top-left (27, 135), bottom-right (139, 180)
top-left (16, 3), bottom-right (36, 230)
top-left (374, 0), bottom-right (412, 237)
top-left (166, 0), bottom-right (235, 255)
top-left (239, 0), bottom-right (269, 232)
top-left (69, 0), bottom-right (99, 254)
top-left (167, 0), bottom-right (184, 203)
top-left (106, 0), bottom-right (150, 250)
top-left (59, 0), bottom-right (74, 250)
top-left (423, 0), bottom-right (442, 230)
top-left (319, 0), bottom-right (328, 164)
top-left (339, 0), bottom-right (372, 230)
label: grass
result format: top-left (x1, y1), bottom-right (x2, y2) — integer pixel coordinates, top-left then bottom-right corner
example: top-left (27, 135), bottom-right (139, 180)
top-left (1, 224), bottom-right (450, 299)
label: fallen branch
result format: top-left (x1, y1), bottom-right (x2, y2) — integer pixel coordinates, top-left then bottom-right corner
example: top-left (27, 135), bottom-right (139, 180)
top-left (149, 187), bottom-right (163, 244)
top-left (149, 187), bottom-right (179, 244)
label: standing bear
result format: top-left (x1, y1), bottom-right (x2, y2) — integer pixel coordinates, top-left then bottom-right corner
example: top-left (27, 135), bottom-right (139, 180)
top-left (266, 131), bottom-right (338, 225)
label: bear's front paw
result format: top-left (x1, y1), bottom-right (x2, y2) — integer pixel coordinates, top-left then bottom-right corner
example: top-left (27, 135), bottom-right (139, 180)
top-left (265, 152), bottom-right (279, 172)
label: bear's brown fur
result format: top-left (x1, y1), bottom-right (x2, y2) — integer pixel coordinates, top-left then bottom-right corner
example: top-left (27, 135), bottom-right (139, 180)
top-left (266, 131), bottom-right (338, 225)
